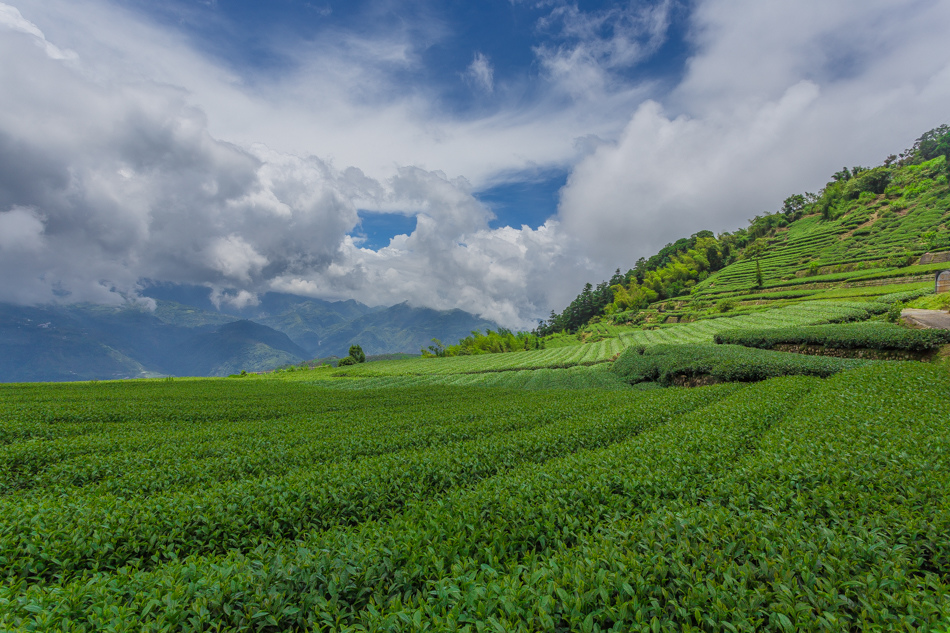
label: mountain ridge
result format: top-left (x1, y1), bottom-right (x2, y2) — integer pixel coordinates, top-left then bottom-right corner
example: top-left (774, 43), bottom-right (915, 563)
top-left (0, 293), bottom-right (499, 381)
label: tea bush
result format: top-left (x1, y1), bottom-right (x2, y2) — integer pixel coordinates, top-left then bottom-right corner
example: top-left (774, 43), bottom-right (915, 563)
top-left (714, 321), bottom-right (950, 351)
top-left (612, 343), bottom-right (871, 385)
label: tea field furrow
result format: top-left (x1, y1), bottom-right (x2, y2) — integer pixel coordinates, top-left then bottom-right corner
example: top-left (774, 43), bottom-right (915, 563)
top-left (0, 385), bottom-right (740, 583)
top-left (0, 402), bottom-right (584, 498)
top-left (5, 383), bottom-right (613, 498)
top-left (1, 379), bottom-right (812, 630)
top-left (328, 367), bottom-right (950, 632)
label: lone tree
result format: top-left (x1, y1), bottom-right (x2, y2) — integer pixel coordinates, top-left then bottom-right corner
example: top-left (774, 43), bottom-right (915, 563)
top-left (348, 344), bottom-right (366, 363)
top-left (338, 344), bottom-right (367, 366)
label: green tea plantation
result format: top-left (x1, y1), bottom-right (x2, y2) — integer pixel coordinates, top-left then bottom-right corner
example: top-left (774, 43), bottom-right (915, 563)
top-left (2, 359), bottom-right (950, 631)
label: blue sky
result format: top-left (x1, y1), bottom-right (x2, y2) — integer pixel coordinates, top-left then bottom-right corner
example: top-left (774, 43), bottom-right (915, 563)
top-left (356, 169), bottom-right (569, 249)
top-left (132, 1), bottom-right (690, 99)
top-left (123, 0), bottom-right (690, 237)
top-left (1, 0), bottom-right (949, 325)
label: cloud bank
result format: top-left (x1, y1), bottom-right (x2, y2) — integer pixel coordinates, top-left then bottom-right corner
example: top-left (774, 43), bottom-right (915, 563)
top-left (558, 0), bottom-right (950, 263)
top-left (1, 0), bottom-right (949, 327)
top-left (0, 17), bottom-right (582, 323)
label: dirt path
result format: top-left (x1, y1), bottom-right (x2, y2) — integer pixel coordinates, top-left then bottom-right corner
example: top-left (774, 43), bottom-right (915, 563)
top-left (901, 308), bottom-right (950, 329)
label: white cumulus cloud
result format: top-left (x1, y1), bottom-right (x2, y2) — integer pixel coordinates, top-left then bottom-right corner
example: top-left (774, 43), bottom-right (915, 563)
top-left (0, 2), bottom-right (75, 60)
top-left (0, 206), bottom-right (46, 253)
top-left (557, 0), bottom-right (950, 268)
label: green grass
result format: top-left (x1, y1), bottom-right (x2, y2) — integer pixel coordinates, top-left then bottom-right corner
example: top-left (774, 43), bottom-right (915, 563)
top-left (908, 292), bottom-right (950, 311)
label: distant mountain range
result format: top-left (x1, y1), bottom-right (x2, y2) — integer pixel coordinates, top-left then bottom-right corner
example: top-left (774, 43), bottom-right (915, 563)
top-left (0, 285), bottom-right (497, 381)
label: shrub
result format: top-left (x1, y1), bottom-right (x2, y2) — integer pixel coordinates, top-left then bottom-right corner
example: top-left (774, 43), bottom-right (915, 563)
top-left (716, 298), bottom-right (738, 313)
top-left (873, 287), bottom-right (933, 304)
top-left (612, 343), bottom-right (871, 385)
top-left (885, 301), bottom-right (904, 323)
top-left (842, 166), bottom-right (892, 199)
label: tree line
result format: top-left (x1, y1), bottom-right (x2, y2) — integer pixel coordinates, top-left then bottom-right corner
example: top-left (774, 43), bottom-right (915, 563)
top-left (422, 329), bottom-right (543, 357)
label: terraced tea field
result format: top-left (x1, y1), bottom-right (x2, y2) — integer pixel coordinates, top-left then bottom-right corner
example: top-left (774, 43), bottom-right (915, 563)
top-left (326, 300), bottom-right (890, 379)
top-left (686, 157), bottom-right (950, 306)
top-left (2, 363), bottom-right (949, 631)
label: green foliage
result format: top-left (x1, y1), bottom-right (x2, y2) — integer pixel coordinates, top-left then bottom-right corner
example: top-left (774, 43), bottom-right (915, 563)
top-left (7, 125), bottom-right (950, 633)
top-left (842, 166), bottom-right (892, 199)
top-left (781, 193), bottom-right (808, 217)
top-left (336, 344), bottom-right (367, 365)
top-left (908, 123), bottom-right (950, 165)
top-left (428, 328), bottom-right (541, 357)
top-left (345, 335), bottom-right (628, 375)
top-left (319, 301), bottom-right (886, 379)
top-left (714, 321), bottom-right (950, 351)
top-left (325, 364), bottom-right (633, 391)
top-left (853, 260), bottom-right (950, 282)
top-left (716, 298), bottom-right (738, 312)
top-left (538, 233), bottom-right (727, 334)
top-left (0, 380), bottom-right (738, 585)
top-left (612, 343), bottom-right (872, 385)
top-left (536, 125), bottom-right (950, 336)
top-left (348, 344), bottom-right (366, 363)
top-left (536, 279), bottom-right (619, 335)
top-left (808, 282), bottom-right (933, 302)
top-left (907, 291), bottom-right (950, 311)
top-left (886, 300), bottom-right (904, 323)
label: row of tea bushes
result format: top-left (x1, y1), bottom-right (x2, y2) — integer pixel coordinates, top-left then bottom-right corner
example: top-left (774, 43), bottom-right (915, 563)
top-left (0, 384), bottom-right (739, 583)
top-left (6, 364), bottom-right (947, 630)
top-left (612, 343), bottom-right (872, 385)
top-left (351, 364), bottom-right (950, 631)
top-left (319, 301), bottom-right (895, 379)
top-left (1, 377), bottom-right (814, 631)
top-left (714, 321), bottom-right (950, 351)
top-left (1, 383), bottom-right (619, 497)
top-left (323, 364), bottom-right (632, 391)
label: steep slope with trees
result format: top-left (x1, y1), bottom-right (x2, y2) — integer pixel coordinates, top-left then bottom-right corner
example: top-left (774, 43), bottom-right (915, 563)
top-left (537, 125), bottom-right (950, 335)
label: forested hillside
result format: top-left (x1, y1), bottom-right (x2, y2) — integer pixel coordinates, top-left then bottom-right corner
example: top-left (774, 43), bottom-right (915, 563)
top-left (538, 125), bottom-right (950, 335)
